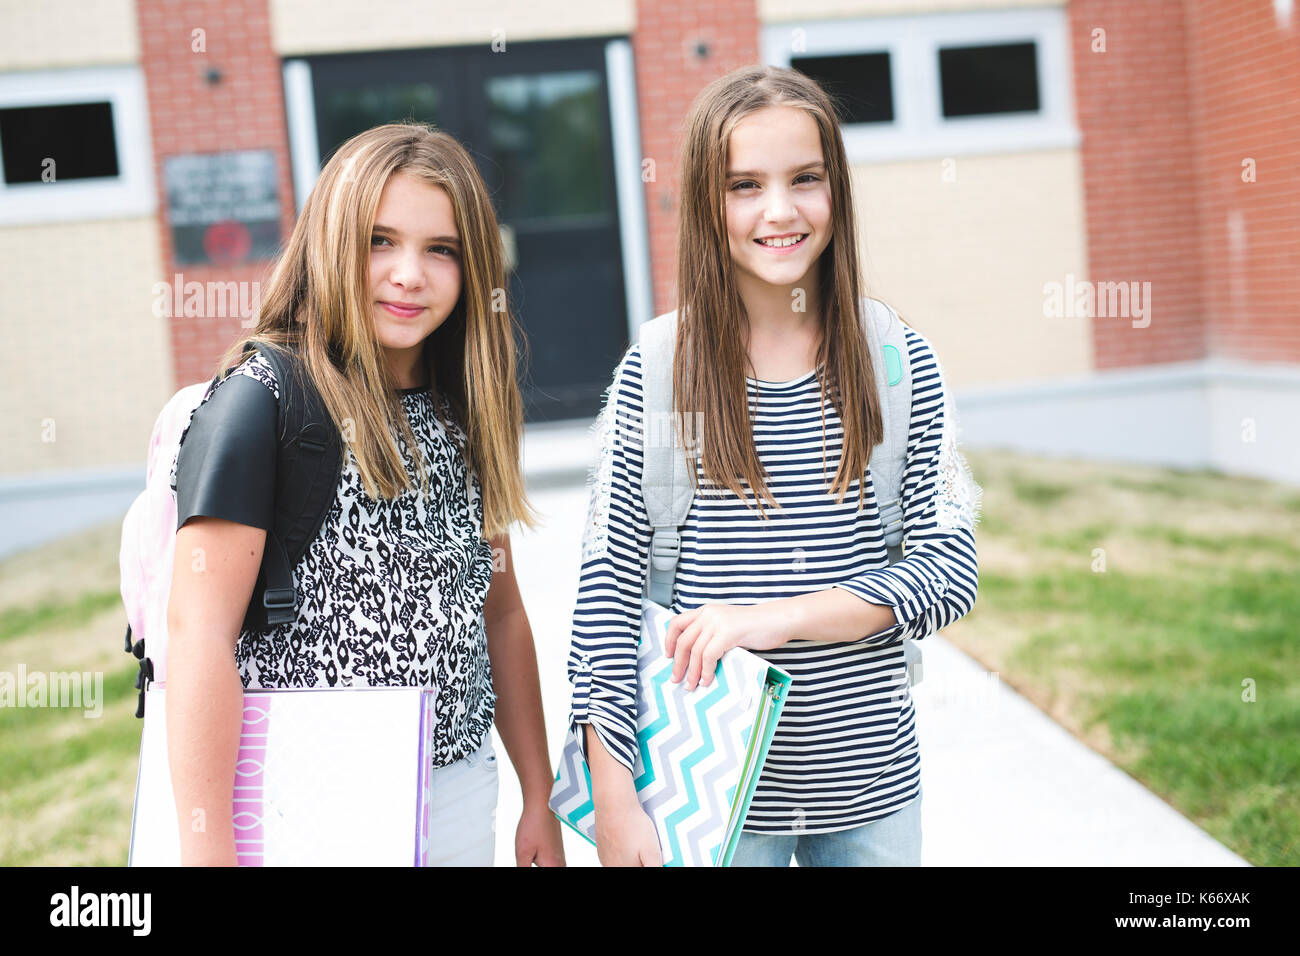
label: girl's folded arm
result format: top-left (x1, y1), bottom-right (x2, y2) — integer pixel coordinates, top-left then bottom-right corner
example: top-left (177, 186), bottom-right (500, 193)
top-left (832, 332), bottom-right (982, 646)
top-left (567, 347), bottom-right (653, 787)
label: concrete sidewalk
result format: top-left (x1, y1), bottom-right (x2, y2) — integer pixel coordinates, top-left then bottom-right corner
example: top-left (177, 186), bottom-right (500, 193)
top-left (494, 448), bottom-right (1250, 867)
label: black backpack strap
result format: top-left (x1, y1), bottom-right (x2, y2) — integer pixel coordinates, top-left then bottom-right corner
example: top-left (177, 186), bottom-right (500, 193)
top-left (240, 342), bottom-right (344, 630)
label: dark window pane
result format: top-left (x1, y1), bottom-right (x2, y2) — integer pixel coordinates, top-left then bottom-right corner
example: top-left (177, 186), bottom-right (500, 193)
top-left (791, 53), bottom-right (893, 124)
top-left (0, 101), bottom-right (119, 184)
top-left (939, 42), bottom-right (1039, 118)
top-left (485, 71), bottom-right (610, 222)
top-left (317, 83), bottom-right (443, 163)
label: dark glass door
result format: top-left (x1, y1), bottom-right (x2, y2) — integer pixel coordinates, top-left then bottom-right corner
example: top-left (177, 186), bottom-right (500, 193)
top-left (307, 39), bottom-right (629, 422)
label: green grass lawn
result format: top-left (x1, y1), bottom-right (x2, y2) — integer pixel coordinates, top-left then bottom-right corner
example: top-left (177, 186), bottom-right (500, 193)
top-left (1, 452), bottom-right (1296, 865)
top-left (951, 451), bottom-right (1300, 866)
top-left (0, 522), bottom-right (142, 865)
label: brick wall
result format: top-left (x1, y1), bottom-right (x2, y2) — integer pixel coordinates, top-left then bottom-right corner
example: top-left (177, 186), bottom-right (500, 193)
top-left (1069, 0), bottom-right (1207, 368)
top-left (633, 0), bottom-right (761, 315)
top-left (1070, 0), bottom-right (1300, 369)
top-left (1183, 0), bottom-right (1300, 364)
top-left (137, 0), bottom-right (296, 388)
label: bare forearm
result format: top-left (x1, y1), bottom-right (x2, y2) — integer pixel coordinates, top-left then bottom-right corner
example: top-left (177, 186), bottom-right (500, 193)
top-left (779, 587), bottom-right (899, 644)
top-left (583, 723), bottom-right (639, 811)
top-left (485, 607), bottom-right (554, 807)
top-left (165, 630), bottom-right (243, 866)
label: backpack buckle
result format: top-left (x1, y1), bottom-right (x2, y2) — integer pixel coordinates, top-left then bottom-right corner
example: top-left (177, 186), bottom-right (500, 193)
top-left (649, 529), bottom-right (681, 570)
top-left (262, 588), bottom-right (296, 611)
top-left (134, 657), bottom-right (154, 719)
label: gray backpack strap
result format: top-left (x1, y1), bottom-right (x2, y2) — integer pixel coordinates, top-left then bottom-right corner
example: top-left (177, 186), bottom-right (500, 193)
top-left (862, 298), bottom-right (922, 686)
top-left (636, 311), bottom-right (694, 608)
top-left (863, 298), bottom-right (912, 566)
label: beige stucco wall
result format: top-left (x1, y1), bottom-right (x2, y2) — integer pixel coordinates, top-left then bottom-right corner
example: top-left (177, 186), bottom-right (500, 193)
top-left (0, 0), bottom-right (139, 70)
top-left (1, 219), bottom-right (174, 474)
top-left (269, 0), bottom-right (635, 55)
top-left (852, 148), bottom-right (1093, 389)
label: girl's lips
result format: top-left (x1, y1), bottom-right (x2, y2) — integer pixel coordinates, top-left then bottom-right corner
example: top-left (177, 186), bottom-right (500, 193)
top-left (753, 233), bottom-right (809, 254)
top-left (380, 302), bottom-right (425, 317)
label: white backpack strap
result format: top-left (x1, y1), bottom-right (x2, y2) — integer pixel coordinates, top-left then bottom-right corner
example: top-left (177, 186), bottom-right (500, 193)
top-left (863, 297), bottom-right (912, 566)
top-left (862, 297), bottom-right (923, 686)
top-left (636, 311), bottom-right (693, 608)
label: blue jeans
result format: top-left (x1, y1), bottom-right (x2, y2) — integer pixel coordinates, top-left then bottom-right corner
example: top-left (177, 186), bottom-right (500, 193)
top-left (729, 786), bottom-right (922, 867)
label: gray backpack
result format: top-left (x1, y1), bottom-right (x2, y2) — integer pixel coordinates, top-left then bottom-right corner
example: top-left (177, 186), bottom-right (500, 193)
top-left (635, 297), bottom-right (923, 686)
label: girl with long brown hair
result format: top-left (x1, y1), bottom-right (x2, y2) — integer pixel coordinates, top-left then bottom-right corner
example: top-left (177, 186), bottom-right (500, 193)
top-left (166, 122), bottom-right (564, 866)
top-left (567, 66), bottom-right (981, 866)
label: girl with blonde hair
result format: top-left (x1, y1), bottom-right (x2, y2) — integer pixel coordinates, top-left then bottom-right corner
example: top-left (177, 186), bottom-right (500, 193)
top-left (167, 122), bottom-right (564, 866)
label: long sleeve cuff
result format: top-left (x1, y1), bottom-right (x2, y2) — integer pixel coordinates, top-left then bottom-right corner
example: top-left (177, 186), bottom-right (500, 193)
top-left (833, 530), bottom-right (979, 647)
top-left (568, 662), bottom-right (639, 775)
top-left (834, 550), bottom-right (955, 626)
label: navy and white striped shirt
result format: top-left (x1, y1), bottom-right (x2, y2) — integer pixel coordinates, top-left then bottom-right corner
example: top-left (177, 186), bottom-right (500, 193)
top-left (567, 324), bottom-right (981, 834)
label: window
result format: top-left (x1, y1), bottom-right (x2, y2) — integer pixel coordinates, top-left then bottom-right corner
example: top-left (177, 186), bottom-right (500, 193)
top-left (0, 102), bottom-right (120, 183)
top-left (939, 42), bottom-right (1040, 118)
top-left (763, 7), bottom-right (1076, 162)
top-left (791, 52), bottom-right (894, 124)
top-left (0, 67), bottom-right (154, 225)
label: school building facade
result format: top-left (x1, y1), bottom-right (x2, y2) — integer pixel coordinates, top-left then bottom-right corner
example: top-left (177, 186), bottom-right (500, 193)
top-left (1, 0), bottom-right (1296, 540)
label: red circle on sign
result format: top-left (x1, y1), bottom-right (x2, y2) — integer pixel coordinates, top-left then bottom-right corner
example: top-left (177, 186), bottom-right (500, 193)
top-left (204, 220), bottom-right (253, 264)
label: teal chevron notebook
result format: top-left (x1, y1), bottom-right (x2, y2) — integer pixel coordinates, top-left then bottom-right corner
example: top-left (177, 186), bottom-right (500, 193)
top-left (550, 601), bottom-right (792, 867)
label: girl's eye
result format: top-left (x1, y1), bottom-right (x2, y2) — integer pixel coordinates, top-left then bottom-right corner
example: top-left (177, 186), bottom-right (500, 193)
top-left (729, 174), bottom-right (820, 191)
top-left (370, 235), bottom-right (457, 257)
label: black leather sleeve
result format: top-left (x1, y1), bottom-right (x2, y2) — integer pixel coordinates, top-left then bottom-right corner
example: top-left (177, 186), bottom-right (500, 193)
top-left (174, 373), bottom-right (278, 532)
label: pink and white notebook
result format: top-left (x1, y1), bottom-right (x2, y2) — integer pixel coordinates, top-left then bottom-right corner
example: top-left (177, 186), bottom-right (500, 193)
top-left (128, 685), bottom-right (438, 866)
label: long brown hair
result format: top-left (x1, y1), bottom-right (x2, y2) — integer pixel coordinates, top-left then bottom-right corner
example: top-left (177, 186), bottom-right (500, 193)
top-left (217, 122), bottom-right (535, 537)
top-left (675, 65), bottom-right (885, 515)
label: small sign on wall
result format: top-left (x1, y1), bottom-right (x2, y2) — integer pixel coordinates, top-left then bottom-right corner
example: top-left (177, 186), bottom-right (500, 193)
top-left (164, 149), bottom-right (281, 265)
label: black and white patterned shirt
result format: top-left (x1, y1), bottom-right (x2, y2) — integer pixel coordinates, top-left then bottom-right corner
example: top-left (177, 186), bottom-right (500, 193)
top-left (567, 325), bottom-right (981, 834)
top-left (171, 351), bottom-right (495, 767)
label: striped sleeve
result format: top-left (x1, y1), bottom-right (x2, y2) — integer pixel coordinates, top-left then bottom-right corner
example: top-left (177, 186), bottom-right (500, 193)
top-left (834, 329), bottom-right (982, 645)
top-left (566, 345), bottom-right (652, 775)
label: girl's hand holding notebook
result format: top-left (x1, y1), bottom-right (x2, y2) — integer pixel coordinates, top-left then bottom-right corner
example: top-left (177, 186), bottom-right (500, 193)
top-left (664, 602), bottom-right (794, 691)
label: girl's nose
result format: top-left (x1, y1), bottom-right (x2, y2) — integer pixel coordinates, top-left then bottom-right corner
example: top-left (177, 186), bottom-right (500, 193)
top-left (764, 188), bottom-right (796, 223)
top-left (389, 250), bottom-right (424, 289)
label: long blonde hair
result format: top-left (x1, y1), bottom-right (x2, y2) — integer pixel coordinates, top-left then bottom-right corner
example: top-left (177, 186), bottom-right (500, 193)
top-left (675, 65), bottom-right (886, 515)
top-left (217, 122), bottom-right (535, 537)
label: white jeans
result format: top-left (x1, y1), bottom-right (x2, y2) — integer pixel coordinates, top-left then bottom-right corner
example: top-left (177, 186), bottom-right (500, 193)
top-left (425, 735), bottom-right (499, 866)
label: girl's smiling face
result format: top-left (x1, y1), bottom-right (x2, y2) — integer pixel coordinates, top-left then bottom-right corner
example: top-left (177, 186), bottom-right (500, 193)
top-left (724, 105), bottom-right (833, 297)
top-left (369, 171), bottom-right (463, 369)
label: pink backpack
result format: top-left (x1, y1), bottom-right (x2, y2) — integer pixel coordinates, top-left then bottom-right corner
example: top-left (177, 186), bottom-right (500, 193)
top-left (119, 382), bottom-right (211, 711)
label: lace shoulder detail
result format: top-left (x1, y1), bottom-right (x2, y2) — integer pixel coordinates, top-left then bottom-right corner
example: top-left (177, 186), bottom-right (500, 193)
top-left (582, 346), bottom-right (644, 564)
top-left (932, 361), bottom-right (983, 534)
